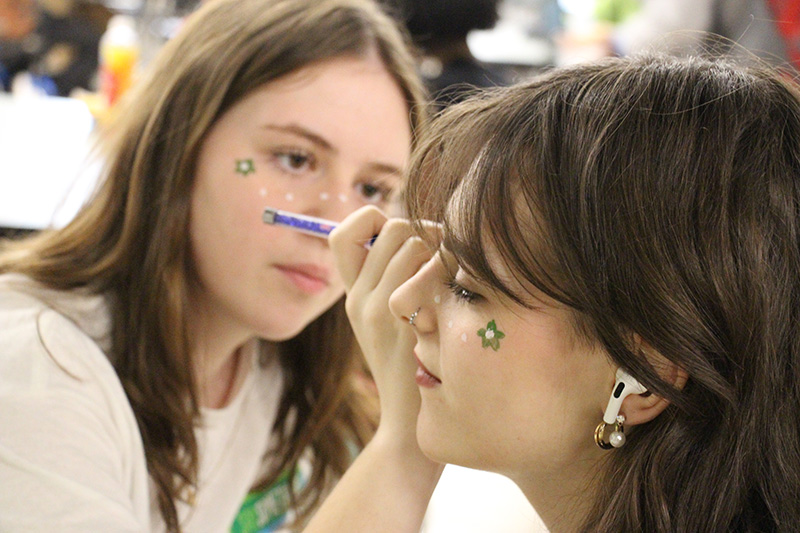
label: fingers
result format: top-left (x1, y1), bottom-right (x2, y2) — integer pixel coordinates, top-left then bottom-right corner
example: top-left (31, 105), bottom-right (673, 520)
top-left (367, 235), bottom-right (431, 303)
top-left (355, 219), bottom-right (415, 291)
top-left (330, 206), bottom-right (442, 296)
top-left (370, 220), bottom-right (442, 297)
top-left (329, 206), bottom-right (388, 291)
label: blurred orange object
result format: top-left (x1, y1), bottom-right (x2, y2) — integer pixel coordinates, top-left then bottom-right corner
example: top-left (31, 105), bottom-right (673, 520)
top-left (98, 14), bottom-right (139, 106)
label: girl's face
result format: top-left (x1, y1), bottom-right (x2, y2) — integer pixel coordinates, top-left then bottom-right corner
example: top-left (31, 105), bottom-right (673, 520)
top-left (190, 53), bottom-right (411, 342)
top-left (389, 244), bottom-right (616, 489)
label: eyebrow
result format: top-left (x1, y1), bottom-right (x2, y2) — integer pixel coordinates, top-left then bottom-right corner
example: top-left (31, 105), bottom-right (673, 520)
top-left (262, 123), bottom-right (333, 151)
top-left (262, 123), bottom-right (404, 176)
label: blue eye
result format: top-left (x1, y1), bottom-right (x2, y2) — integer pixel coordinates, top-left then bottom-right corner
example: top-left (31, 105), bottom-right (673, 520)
top-left (446, 279), bottom-right (480, 303)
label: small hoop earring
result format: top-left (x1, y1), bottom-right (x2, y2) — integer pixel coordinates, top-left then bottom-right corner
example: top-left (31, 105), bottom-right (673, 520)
top-left (594, 414), bottom-right (626, 450)
top-left (408, 307), bottom-right (421, 327)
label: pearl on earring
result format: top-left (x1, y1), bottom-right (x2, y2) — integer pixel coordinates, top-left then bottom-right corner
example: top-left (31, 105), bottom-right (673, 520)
top-left (594, 414), bottom-right (626, 450)
top-left (609, 414), bottom-right (627, 448)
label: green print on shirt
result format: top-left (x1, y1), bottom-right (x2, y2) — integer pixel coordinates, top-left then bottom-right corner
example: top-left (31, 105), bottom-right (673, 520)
top-left (231, 467), bottom-right (305, 532)
top-left (478, 320), bottom-right (505, 351)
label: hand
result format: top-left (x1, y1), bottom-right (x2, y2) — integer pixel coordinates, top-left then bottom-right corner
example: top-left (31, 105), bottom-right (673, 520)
top-left (329, 206), bottom-right (434, 438)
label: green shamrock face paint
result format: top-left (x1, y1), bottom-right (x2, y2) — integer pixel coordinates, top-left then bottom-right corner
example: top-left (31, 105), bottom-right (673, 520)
top-left (478, 320), bottom-right (505, 351)
top-left (235, 158), bottom-right (255, 176)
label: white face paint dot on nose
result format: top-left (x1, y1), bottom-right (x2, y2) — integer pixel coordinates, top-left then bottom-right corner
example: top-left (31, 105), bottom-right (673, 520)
top-left (338, 193), bottom-right (348, 203)
top-left (433, 295), bottom-right (441, 304)
top-left (285, 192), bottom-right (294, 202)
top-left (259, 188), bottom-right (268, 197)
top-left (320, 192), bottom-right (329, 201)
top-left (447, 320), bottom-right (453, 329)
top-left (461, 333), bottom-right (467, 343)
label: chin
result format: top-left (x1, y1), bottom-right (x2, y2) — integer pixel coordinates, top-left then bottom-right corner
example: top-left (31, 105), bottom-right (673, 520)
top-left (258, 321), bottom-right (309, 342)
top-left (249, 312), bottom-right (310, 342)
top-left (252, 295), bottom-right (342, 342)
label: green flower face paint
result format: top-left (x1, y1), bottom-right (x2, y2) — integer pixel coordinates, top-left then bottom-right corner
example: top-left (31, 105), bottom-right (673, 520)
top-left (478, 320), bottom-right (505, 351)
top-left (235, 158), bottom-right (255, 176)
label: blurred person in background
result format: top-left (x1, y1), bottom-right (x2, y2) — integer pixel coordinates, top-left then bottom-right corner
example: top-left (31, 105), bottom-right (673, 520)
top-left (0, 0), bottom-right (107, 96)
top-left (383, 0), bottom-right (512, 109)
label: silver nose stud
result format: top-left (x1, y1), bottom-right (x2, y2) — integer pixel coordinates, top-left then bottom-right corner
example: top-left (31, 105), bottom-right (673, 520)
top-left (408, 307), bottom-right (421, 327)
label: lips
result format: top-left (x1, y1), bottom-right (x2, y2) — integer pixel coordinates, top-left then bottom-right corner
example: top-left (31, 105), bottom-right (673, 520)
top-left (275, 263), bottom-right (330, 294)
top-left (414, 353), bottom-right (441, 388)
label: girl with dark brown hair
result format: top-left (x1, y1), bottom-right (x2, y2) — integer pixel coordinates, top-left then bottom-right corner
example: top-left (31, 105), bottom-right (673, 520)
top-left (0, 0), bottom-right (426, 530)
top-left (322, 54), bottom-right (800, 532)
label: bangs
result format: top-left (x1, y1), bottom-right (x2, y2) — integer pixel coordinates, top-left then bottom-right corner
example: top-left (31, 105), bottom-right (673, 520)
top-left (405, 84), bottom-right (569, 309)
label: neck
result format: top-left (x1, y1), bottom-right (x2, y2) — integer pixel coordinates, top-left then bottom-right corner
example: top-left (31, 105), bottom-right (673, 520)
top-left (198, 344), bottom-right (246, 408)
top-left (513, 457), bottom-right (603, 533)
top-left (188, 289), bottom-right (254, 409)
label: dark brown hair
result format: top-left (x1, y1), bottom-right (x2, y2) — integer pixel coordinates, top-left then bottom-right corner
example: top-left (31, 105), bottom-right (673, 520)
top-left (406, 55), bottom-right (800, 531)
top-left (0, 0), bottom-right (426, 530)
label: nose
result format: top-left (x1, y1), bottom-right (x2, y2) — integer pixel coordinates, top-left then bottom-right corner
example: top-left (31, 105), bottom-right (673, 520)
top-left (389, 255), bottom-right (440, 332)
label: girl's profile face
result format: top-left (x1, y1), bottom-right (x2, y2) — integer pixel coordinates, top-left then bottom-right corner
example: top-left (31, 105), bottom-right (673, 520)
top-left (390, 240), bottom-right (616, 490)
top-left (189, 52), bottom-right (412, 343)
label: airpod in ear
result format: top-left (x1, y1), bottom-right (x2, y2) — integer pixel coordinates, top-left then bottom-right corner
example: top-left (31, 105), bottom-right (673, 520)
top-left (602, 367), bottom-right (647, 424)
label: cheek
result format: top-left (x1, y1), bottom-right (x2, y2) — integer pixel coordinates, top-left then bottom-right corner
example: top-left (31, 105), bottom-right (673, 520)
top-left (441, 317), bottom-right (584, 424)
top-left (440, 322), bottom-right (504, 401)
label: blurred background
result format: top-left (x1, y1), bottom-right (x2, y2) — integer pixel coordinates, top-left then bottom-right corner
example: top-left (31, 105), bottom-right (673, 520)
top-left (3, 0), bottom-right (796, 237)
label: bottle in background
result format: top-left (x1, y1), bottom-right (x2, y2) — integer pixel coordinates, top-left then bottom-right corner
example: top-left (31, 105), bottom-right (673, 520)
top-left (98, 14), bottom-right (139, 107)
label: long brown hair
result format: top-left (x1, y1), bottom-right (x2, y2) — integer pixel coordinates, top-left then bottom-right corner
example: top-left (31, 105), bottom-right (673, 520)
top-left (406, 55), bottom-right (800, 531)
top-left (0, 0), bottom-right (426, 529)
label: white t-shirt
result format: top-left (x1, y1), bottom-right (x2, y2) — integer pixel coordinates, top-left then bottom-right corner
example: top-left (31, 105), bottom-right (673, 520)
top-left (0, 274), bottom-right (285, 532)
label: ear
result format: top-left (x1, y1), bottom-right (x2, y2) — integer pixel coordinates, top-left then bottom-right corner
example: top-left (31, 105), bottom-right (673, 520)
top-left (621, 340), bottom-right (688, 426)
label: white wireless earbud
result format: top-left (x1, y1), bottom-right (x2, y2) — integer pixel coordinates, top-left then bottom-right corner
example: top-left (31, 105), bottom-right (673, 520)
top-left (602, 367), bottom-right (647, 424)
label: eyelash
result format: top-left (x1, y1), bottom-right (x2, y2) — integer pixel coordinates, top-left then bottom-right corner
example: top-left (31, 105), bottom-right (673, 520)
top-left (272, 149), bottom-right (317, 175)
top-left (269, 150), bottom-right (393, 203)
top-left (446, 279), bottom-right (481, 304)
top-left (355, 181), bottom-right (393, 204)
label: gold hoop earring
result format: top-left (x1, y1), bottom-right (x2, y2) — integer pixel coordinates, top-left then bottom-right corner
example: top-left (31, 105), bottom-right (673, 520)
top-left (594, 414), bottom-right (626, 450)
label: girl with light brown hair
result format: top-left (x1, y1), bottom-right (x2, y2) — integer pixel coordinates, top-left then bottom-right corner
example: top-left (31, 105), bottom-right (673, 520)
top-left (0, 0), bottom-right (426, 530)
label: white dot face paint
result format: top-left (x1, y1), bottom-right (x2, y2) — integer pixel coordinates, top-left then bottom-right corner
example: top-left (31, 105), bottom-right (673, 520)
top-left (259, 188), bottom-right (268, 197)
top-left (285, 192), bottom-right (294, 202)
top-left (461, 333), bottom-right (467, 343)
top-left (320, 192), bottom-right (330, 201)
top-left (434, 295), bottom-right (441, 304)
top-left (337, 193), bottom-right (348, 203)
top-left (447, 320), bottom-right (453, 329)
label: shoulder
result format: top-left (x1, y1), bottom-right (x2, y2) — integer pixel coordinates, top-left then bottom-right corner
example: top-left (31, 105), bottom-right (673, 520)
top-left (0, 273), bottom-right (120, 396)
top-left (0, 276), bottom-right (149, 528)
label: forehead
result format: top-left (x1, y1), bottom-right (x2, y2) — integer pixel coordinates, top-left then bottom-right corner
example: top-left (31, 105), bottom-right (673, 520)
top-left (214, 53), bottom-right (412, 162)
